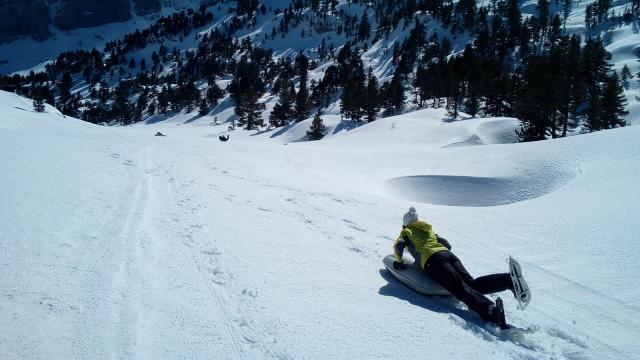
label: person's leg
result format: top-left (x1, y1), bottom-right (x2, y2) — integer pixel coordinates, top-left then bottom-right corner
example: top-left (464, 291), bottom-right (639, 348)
top-left (448, 252), bottom-right (514, 294)
top-left (426, 252), bottom-right (497, 322)
top-left (470, 274), bottom-right (514, 294)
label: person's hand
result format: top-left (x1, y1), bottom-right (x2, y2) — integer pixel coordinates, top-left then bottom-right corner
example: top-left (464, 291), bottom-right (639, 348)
top-left (393, 261), bottom-right (406, 270)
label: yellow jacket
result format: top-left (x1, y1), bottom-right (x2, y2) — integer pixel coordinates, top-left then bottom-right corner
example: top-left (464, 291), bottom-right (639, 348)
top-left (393, 220), bottom-right (449, 269)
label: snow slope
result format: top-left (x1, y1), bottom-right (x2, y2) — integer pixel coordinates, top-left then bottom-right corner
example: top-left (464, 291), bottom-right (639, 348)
top-left (1, 90), bottom-right (639, 359)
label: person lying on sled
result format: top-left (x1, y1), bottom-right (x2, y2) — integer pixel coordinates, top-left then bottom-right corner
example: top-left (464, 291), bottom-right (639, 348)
top-left (393, 207), bottom-right (530, 328)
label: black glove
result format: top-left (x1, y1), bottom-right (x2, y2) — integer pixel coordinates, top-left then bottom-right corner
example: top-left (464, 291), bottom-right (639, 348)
top-left (393, 261), bottom-right (406, 270)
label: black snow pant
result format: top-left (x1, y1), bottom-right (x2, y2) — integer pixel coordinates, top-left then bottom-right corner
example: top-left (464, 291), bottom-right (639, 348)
top-left (425, 250), bottom-right (513, 323)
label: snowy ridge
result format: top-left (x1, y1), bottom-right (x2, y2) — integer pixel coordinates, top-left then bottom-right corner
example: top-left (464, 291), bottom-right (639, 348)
top-left (1, 90), bottom-right (639, 359)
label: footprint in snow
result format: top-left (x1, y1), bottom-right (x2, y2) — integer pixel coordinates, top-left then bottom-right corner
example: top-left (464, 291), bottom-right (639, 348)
top-left (201, 248), bottom-right (222, 256)
top-left (242, 289), bottom-right (258, 298)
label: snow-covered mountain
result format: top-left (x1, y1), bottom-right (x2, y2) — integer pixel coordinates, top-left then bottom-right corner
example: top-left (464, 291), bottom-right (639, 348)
top-left (1, 0), bottom-right (638, 130)
top-left (1, 89), bottom-right (639, 359)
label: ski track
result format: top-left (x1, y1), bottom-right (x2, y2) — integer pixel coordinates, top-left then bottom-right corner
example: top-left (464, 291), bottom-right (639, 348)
top-left (143, 144), bottom-right (244, 359)
top-left (144, 142), bottom-right (294, 359)
top-left (168, 157), bottom-right (244, 360)
top-left (107, 146), bottom-right (147, 359)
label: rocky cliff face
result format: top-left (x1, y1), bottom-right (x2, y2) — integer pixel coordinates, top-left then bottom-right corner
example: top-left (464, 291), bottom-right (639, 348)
top-left (54, 0), bottom-right (132, 31)
top-left (0, 0), bottom-right (50, 42)
top-left (134, 0), bottom-right (161, 16)
top-left (0, 0), bottom-right (193, 43)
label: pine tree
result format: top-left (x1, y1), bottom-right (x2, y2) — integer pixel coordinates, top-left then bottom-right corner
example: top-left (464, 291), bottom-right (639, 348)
top-left (112, 82), bottom-right (132, 124)
top-left (383, 73), bottom-right (405, 115)
top-left (236, 90), bottom-right (265, 130)
top-left (505, 0), bottom-right (522, 40)
top-left (364, 68), bottom-right (380, 122)
top-left (295, 75), bottom-right (309, 122)
top-left (516, 55), bottom-right (562, 141)
top-left (339, 51), bottom-right (367, 121)
top-left (147, 100), bottom-right (156, 116)
top-left (559, 34), bottom-right (584, 137)
top-left (59, 72), bottom-right (73, 104)
top-left (136, 89), bottom-right (149, 119)
top-left (199, 97), bottom-right (209, 116)
top-left (464, 88), bottom-right (480, 117)
top-left (206, 82), bottom-right (224, 106)
top-left (270, 74), bottom-right (295, 127)
top-left (582, 37), bottom-right (612, 100)
top-left (32, 87), bottom-right (46, 112)
top-left (307, 111), bottom-right (326, 140)
top-left (537, 0), bottom-right (550, 32)
top-left (599, 71), bottom-right (628, 129)
top-left (294, 52), bottom-right (310, 122)
top-left (236, 0), bottom-right (259, 16)
top-left (585, 88), bottom-right (604, 132)
top-left (357, 11), bottom-right (371, 42)
top-left (620, 64), bottom-right (632, 89)
top-left (158, 86), bottom-right (169, 114)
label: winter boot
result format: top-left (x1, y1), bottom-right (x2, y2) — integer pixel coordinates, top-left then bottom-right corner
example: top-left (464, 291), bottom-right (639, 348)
top-left (494, 298), bottom-right (509, 329)
top-left (491, 297), bottom-right (509, 329)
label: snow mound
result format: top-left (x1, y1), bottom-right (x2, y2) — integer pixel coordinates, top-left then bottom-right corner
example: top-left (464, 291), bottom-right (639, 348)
top-left (442, 119), bottom-right (519, 147)
top-left (386, 166), bottom-right (576, 207)
top-left (317, 109), bottom-right (519, 148)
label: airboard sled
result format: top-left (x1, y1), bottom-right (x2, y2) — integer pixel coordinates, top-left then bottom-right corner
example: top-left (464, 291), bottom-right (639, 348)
top-left (383, 255), bottom-right (450, 296)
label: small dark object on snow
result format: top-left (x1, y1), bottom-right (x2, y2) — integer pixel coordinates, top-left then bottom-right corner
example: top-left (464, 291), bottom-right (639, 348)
top-left (219, 135), bottom-right (230, 142)
top-left (155, 132), bottom-right (166, 137)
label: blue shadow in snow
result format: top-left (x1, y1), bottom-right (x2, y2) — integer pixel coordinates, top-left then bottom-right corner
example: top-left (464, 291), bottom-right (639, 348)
top-left (145, 112), bottom-right (175, 124)
top-left (332, 120), bottom-right (360, 134)
top-left (183, 113), bottom-right (203, 124)
top-left (378, 269), bottom-right (485, 325)
top-left (379, 269), bottom-right (540, 348)
top-left (269, 122), bottom-right (297, 138)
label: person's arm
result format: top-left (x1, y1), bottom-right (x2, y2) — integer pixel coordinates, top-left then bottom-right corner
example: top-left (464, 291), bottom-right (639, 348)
top-left (392, 230), bottom-right (409, 270)
top-left (436, 235), bottom-right (452, 250)
top-left (393, 236), bottom-right (405, 263)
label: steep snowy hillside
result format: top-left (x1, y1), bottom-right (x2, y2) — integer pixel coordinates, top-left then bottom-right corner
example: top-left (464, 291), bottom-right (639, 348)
top-left (2, 0), bottom-right (637, 135)
top-left (1, 90), bottom-right (639, 359)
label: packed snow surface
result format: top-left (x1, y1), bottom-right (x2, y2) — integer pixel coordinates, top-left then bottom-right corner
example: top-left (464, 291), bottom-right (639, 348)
top-left (1, 90), bottom-right (639, 359)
